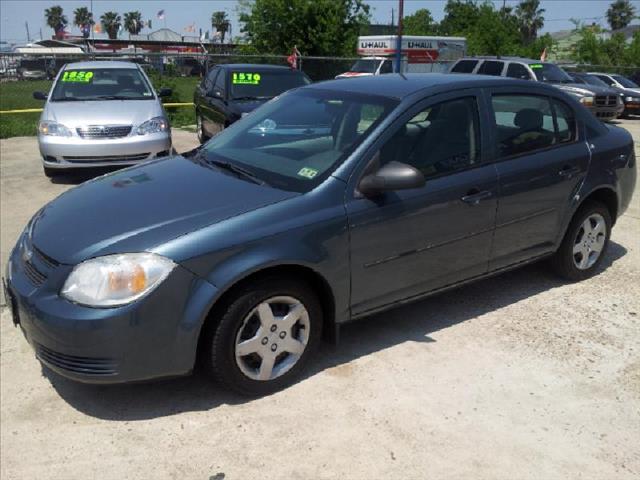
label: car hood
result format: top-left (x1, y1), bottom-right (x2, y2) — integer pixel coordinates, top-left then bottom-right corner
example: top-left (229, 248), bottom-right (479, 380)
top-left (31, 156), bottom-right (298, 265)
top-left (621, 87), bottom-right (640, 96)
top-left (43, 99), bottom-right (164, 129)
top-left (553, 83), bottom-right (602, 96)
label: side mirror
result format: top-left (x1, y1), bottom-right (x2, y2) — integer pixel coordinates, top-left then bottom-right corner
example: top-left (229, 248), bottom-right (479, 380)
top-left (158, 87), bottom-right (172, 97)
top-left (358, 160), bottom-right (425, 196)
top-left (33, 91), bottom-right (47, 101)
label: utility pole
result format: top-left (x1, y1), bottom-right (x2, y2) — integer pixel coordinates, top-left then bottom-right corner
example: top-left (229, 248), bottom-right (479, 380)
top-left (25, 21), bottom-right (30, 42)
top-left (395, 0), bottom-right (404, 73)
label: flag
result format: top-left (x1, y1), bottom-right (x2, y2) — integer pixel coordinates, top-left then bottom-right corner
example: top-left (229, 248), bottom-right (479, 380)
top-left (540, 47), bottom-right (547, 61)
top-left (157, 10), bottom-right (165, 20)
top-left (93, 23), bottom-right (102, 33)
top-left (287, 46), bottom-right (301, 69)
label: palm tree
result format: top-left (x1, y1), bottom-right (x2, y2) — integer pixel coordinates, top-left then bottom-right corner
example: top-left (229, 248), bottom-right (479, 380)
top-left (100, 11), bottom-right (121, 40)
top-left (73, 7), bottom-right (94, 39)
top-left (516, 0), bottom-right (545, 44)
top-left (211, 11), bottom-right (230, 43)
top-left (606, 0), bottom-right (636, 31)
top-left (123, 11), bottom-right (143, 37)
top-left (44, 5), bottom-right (68, 40)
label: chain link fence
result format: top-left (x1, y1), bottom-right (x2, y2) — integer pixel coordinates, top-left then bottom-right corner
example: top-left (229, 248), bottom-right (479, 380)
top-left (1, 51), bottom-right (638, 138)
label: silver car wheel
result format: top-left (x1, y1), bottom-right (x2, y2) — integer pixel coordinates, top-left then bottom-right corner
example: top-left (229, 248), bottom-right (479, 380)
top-left (196, 115), bottom-right (204, 142)
top-left (234, 296), bottom-right (310, 382)
top-left (572, 213), bottom-right (606, 270)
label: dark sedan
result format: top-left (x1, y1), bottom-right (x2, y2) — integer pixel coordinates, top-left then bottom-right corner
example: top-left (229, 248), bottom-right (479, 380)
top-left (4, 74), bottom-right (636, 396)
top-left (194, 64), bottom-right (311, 143)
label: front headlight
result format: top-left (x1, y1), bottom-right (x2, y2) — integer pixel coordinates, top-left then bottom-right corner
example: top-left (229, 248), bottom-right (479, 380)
top-left (625, 96), bottom-right (639, 103)
top-left (579, 96), bottom-right (595, 107)
top-left (137, 116), bottom-right (169, 135)
top-left (38, 121), bottom-right (72, 137)
top-left (61, 253), bottom-right (176, 307)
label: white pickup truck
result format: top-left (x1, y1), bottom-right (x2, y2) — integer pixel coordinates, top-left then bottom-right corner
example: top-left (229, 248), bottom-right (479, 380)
top-left (336, 35), bottom-right (467, 79)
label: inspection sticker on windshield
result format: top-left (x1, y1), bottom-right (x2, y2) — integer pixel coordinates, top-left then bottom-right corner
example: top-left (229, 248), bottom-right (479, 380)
top-left (297, 167), bottom-right (318, 179)
top-left (530, 64), bottom-right (543, 69)
top-left (61, 71), bottom-right (94, 82)
top-left (232, 72), bottom-right (261, 85)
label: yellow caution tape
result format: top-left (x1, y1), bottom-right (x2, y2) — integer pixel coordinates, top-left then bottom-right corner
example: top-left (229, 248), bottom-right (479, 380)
top-left (0, 102), bottom-right (194, 114)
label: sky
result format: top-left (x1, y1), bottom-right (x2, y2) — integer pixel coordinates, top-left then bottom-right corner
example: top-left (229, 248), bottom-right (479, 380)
top-left (1, 0), bottom-right (639, 44)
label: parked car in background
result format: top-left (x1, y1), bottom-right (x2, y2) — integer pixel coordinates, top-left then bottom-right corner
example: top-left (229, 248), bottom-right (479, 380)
top-left (17, 58), bottom-right (49, 80)
top-left (174, 56), bottom-right (205, 77)
top-left (566, 71), bottom-right (627, 117)
top-left (194, 64), bottom-right (311, 143)
top-left (588, 72), bottom-right (640, 117)
top-left (450, 57), bottom-right (624, 121)
top-left (5, 74), bottom-right (636, 395)
top-left (32, 61), bottom-right (173, 177)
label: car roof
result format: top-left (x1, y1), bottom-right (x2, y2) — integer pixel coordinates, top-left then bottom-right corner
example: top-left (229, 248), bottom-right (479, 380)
top-left (457, 56), bottom-right (550, 64)
top-left (306, 73), bottom-right (546, 100)
top-left (63, 61), bottom-right (139, 70)
top-left (219, 64), bottom-right (300, 72)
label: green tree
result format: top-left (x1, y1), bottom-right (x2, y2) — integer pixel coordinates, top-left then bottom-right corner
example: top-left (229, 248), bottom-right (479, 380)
top-left (466, 3), bottom-right (520, 56)
top-left (123, 11), bottom-right (143, 37)
top-left (625, 30), bottom-right (640, 66)
top-left (516, 0), bottom-right (545, 44)
top-left (73, 7), bottom-right (93, 38)
top-left (573, 25), bottom-right (604, 64)
top-left (403, 8), bottom-right (436, 36)
top-left (239, 0), bottom-right (370, 56)
top-left (606, 0), bottom-right (636, 31)
top-left (438, 0), bottom-right (480, 36)
top-left (211, 11), bottom-right (231, 43)
top-left (44, 5), bottom-right (68, 39)
top-left (100, 11), bottom-right (121, 40)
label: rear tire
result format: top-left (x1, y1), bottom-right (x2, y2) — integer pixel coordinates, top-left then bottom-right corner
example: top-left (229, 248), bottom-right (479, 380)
top-left (551, 201), bottom-right (612, 281)
top-left (200, 277), bottom-right (323, 396)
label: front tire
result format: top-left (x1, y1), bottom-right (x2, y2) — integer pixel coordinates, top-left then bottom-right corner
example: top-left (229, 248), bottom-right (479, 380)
top-left (196, 113), bottom-right (209, 144)
top-left (201, 277), bottom-right (323, 396)
top-left (551, 201), bottom-right (612, 281)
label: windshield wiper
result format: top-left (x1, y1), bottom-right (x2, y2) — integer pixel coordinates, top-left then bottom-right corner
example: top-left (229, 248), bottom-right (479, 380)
top-left (193, 152), bottom-right (268, 186)
top-left (91, 95), bottom-right (143, 100)
top-left (233, 95), bottom-right (272, 101)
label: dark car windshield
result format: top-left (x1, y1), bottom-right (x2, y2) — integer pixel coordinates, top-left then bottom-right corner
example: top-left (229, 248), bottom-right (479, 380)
top-left (50, 67), bottom-right (154, 101)
top-left (199, 89), bottom-right (398, 193)
top-left (577, 74), bottom-right (610, 87)
top-left (612, 75), bottom-right (639, 88)
top-left (531, 63), bottom-right (573, 83)
top-left (229, 70), bottom-right (311, 100)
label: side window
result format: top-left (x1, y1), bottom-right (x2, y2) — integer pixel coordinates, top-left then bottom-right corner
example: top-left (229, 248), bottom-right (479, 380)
top-left (553, 99), bottom-right (577, 144)
top-left (451, 60), bottom-right (478, 73)
top-left (491, 95), bottom-right (556, 157)
top-left (595, 74), bottom-right (614, 86)
top-left (379, 61), bottom-right (393, 74)
top-left (214, 70), bottom-right (226, 94)
top-left (478, 61), bottom-right (504, 76)
top-left (506, 63), bottom-right (532, 80)
top-left (357, 104), bottom-right (385, 134)
top-left (379, 97), bottom-right (480, 178)
top-left (203, 68), bottom-right (218, 92)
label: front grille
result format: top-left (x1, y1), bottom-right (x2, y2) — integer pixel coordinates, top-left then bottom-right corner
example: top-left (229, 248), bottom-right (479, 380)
top-left (595, 95), bottom-right (617, 107)
top-left (76, 125), bottom-right (132, 139)
top-left (23, 260), bottom-right (46, 286)
top-left (63, 153), bottom-right (150, 163)
top-left (36, 344), bottom-right (118, 376)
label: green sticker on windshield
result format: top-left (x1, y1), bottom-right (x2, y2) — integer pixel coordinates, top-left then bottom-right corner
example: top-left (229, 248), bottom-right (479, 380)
top-left (530, 64), bottom-right (543, 69)
top-left (298, 167), bottom-right (318, 179)
top-left (232, 72), bottom-right (261, 85)
top-left (61, 70), bottom-right (94, 82)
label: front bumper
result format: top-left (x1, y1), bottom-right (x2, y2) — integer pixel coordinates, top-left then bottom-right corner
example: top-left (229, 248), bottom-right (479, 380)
top-left (4, 235), bottom-right (218, 384)
top-left (623, 101), bottom-right (640, 115)
top-left (39, 132), bottom-right (172, 169)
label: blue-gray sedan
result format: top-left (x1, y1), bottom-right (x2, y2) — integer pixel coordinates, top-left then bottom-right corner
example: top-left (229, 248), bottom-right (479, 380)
top-left (4, 74), bottom-right (637, 395)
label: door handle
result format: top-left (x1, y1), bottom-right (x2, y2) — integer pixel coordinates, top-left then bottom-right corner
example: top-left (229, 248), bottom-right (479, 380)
top-left (558, 166), bottom-right (581, 179)
top-left (461, 189), bottom-right (492, 205)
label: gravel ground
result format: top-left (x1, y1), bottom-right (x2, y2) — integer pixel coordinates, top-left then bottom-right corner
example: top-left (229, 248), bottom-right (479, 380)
top-left (1, 123), bottom-right (639, 480)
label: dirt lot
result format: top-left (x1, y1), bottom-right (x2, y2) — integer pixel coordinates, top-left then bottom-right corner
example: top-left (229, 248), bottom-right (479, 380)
top-left (1, 124), bottom-right (639, 480)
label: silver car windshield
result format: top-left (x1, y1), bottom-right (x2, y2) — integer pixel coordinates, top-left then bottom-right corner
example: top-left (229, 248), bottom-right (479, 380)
top-left (50, 68), bottom-right (154, 102)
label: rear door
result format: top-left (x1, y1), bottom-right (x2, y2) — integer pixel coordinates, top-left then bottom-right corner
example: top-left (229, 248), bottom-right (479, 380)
top-left (487, 89), bottom-right (590, 270)
top-left (346, 90), bottom-right (499, 316)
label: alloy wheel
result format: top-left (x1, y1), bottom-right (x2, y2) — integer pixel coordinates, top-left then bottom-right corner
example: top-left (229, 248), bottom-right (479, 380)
top-left (572, 213), bottom-right (606, 270)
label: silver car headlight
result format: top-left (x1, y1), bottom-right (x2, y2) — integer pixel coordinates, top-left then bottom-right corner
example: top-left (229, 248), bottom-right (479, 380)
top-left (61, 253), bottom-right (175, 307)
top-left (579, 96), bottom-right (595, 106)
top-left (137, 116), bottom-right (169, 135)
top-left (38, 121), bottom-right (72, 137)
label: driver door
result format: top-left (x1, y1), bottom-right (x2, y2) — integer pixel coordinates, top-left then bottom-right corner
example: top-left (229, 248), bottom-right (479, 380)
top-left (346, 90), bottom-right (499, 316)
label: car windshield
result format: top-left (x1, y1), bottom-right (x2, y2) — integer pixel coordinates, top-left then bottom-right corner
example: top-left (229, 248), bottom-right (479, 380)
top-left (349, 59), bottom-right (382, 74)
top-left (612, 75), bottom-right (639, 88)
top-left (229, 70), bottom-right (311, 100)
top-left (50, 67), bottom-right (154, 101)
top-left (531, 63), bottom-right (573, 83)
top-left (579, 74), bottom-right (609, 87)
top-left (198, 89), bottom-right (398, 193)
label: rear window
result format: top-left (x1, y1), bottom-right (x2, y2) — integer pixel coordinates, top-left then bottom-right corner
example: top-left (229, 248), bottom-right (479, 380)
top-left (451, 60), bottom-right (478, 73)
top-left (228, 70), bottom-right (311, 100)
top-left (478, 61), bottom-right (504, 76)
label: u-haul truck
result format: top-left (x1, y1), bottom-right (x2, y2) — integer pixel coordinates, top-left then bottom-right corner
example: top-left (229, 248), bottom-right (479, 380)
top-left (336, 35), bottom-right (466, 78)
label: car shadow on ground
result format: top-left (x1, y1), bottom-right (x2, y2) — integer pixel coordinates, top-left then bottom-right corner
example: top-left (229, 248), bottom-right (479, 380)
top-left (42, 241), bottom-right (628, 421)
